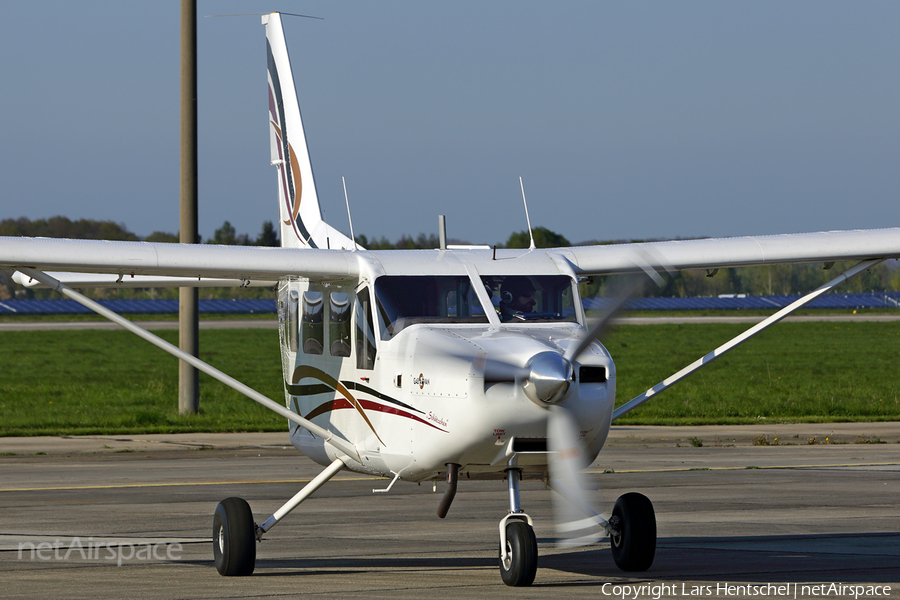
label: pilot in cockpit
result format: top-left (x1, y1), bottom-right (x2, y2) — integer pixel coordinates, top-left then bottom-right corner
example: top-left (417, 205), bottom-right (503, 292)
top-left (498, 278), bottom-right (536, 322)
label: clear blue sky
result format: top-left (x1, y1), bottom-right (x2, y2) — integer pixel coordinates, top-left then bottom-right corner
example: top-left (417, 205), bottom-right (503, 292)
top-left (1, 1), bottom-right (898, 245)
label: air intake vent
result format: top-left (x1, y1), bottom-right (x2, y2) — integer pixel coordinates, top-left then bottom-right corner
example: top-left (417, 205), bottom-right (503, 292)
top-left (579, 366), bottom-right (607, 383)
top-left (512, 438), bottom-right (547, 453)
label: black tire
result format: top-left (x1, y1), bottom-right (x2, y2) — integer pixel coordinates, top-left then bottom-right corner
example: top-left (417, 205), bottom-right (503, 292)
top-left (499, 520), bottom-right (538, 586)
top-left (213, 497), bottom-right (257, 576)
top-left (610, 492), bottom-right (656, 571)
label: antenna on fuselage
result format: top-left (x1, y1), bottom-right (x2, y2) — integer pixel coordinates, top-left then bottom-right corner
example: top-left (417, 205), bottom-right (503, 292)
top-left (519, 176), bottom-right (536, 250)
top-left (438, 215), bottom-right (447, 250)
top-left (320, 205), bottom-right (331, 249)
top-left (342, 176), bottom-right (357, 251)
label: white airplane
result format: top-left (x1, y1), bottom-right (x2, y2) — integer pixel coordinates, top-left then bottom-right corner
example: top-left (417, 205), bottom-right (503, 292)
top-left (3, 12), bottom-right (900, 587)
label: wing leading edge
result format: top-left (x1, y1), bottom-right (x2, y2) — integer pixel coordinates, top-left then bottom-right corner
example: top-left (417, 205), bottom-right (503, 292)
top-left (2, 227), bottom-right (899, 284)
top-left (0, 237), bottom-right (359, 282)
top-left (559, 228), bottom-right (900, 276)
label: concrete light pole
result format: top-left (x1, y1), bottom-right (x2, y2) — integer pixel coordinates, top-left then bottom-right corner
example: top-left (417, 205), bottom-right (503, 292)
top-left (179, 0), bottom-right (199, 414)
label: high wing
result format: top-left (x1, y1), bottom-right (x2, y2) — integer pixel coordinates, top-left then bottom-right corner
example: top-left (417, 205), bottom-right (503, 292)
top-left (2, 226), bottom-right (900, 283)
top-left (0, 237), bottom-right (358, 282)
top-left (559, 227), bottom-right (900, 276)
top-left (11, 271), bottom-right (277, 289)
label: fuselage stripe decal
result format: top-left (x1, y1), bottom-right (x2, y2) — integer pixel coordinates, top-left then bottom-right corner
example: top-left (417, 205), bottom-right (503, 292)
top-left (290, 365), bottom-right (384, 446)
top-left (340, 381), bottom-right (425, 414)
top-left (285, 379), bottom-right (424, 416)
top-left (304, 398), bottom-right (447, 433)
top-left (285, 382), bottom-right (333, 396)
top-left (357, 399), bottom-right (446, 432)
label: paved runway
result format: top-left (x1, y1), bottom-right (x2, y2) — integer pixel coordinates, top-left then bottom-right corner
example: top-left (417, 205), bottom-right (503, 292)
top-left (1, 425), bottom-right (898, 599)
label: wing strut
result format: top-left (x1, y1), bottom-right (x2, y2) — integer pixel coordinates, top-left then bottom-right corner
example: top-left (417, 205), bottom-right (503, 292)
top-left (18, 268), bottom-right (361, 462)
top-left (613, 258), bottom-right (884, 420)
top-left (256, 456), bottom-right (345, 538)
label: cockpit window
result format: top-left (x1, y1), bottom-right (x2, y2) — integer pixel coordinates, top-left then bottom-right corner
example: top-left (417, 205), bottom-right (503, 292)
top-left (482, 275), bottom-right (577, 323)
top-left (374, 276), bottom-right (488, 339)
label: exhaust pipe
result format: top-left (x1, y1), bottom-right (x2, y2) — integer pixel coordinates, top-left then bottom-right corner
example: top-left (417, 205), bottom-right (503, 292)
top-left (437, 463), bottom-right (460, 518)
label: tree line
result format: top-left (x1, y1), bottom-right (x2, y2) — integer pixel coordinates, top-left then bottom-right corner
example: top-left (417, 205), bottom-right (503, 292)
top-left (0, 217), bottom-right (280, 247)
top-left (0, 217), bottom-right (278, 300)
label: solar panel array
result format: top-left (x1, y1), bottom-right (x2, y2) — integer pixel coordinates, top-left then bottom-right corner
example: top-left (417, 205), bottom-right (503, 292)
top-left (2, 292), bottom-right (899, 316)
top-left (584, 292), bottom-right (900, 312)
top-left (0, 299), bottom-right (277, 315)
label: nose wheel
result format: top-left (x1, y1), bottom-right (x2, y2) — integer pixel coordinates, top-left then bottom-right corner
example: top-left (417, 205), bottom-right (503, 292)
top-left (500, 519), bottom-right (538, 586)
top-left (498, 468), bottom-right (538, 586)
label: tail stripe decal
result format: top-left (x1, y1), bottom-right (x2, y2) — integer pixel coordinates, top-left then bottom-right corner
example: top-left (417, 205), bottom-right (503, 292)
top-left (264, 12), bottom-right (357, 250)
top-left (267, 41), bottom-right (316, 248)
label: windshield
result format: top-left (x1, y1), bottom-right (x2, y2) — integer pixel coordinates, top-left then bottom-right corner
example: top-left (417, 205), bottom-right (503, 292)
top-left (482, 275), bottom-right (577, 323)
top-left (375, 276), bottom-right (488, 339)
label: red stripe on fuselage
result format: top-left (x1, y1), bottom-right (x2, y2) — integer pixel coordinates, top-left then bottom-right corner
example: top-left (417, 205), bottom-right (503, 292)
top-left (304, 398), bottom-right (446, 433)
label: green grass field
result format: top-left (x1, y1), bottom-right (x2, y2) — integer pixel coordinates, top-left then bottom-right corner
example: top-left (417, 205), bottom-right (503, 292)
top-left (609, 321), bottom-right (900, 425)
top-left (0, 322), bottom-right (898, 435)
top-left (0, 329), bottom-right (285, 435)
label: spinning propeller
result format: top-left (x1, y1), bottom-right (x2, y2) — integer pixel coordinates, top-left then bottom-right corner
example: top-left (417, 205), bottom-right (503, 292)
top-left (479, 252), bottom-right (672, 547)
top-left (558, 289), bottom-right (650, 547)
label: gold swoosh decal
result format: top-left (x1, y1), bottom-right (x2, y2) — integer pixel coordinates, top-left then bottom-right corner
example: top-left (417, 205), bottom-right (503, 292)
top-left (270, 122), bottom-right (303, 221)
top-left (288, 142), bottom-right (302, 220)
top-left (291, 365), bottom-right (385, 447)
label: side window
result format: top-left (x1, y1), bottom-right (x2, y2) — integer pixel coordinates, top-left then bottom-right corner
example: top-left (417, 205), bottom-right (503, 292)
top-left (356, 287), bottom-right (377, 370)
top-left (449, 277), bottom-right (485, 317)
top-left (446, 289), bottom-right (458, 317)
top-left (302, 291), bottom-right (324, 355)
top-left (329, 292), bottom-right (351, 357)
top-left (287, 290), bottom-right (299, 353)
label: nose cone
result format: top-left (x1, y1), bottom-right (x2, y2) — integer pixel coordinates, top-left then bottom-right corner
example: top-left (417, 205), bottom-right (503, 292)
top-left (523, 352), bottom-right (574, 405)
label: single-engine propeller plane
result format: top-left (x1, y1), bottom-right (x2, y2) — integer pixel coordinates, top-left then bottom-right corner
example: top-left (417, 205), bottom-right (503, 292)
top-left (3, 12), bottom-right (900, 587)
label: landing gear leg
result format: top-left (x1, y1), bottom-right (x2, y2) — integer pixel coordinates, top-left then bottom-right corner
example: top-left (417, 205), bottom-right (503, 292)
top-left (256, 457), bottom-right (345, 536)
top-left (498, 468), bottom-right (538, 586)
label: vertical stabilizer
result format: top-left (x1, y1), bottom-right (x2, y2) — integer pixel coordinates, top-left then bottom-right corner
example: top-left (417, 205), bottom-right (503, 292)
top-left (263, 13), bottom-right (356, 250)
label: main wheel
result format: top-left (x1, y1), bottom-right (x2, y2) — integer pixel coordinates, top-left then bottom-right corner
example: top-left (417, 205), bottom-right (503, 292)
top-left (610, 492), bottom-right (656, 571)
top-left (213, 497), bottom-right (257, 576)
top-left (499, 520), bottom-right (538, 586)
